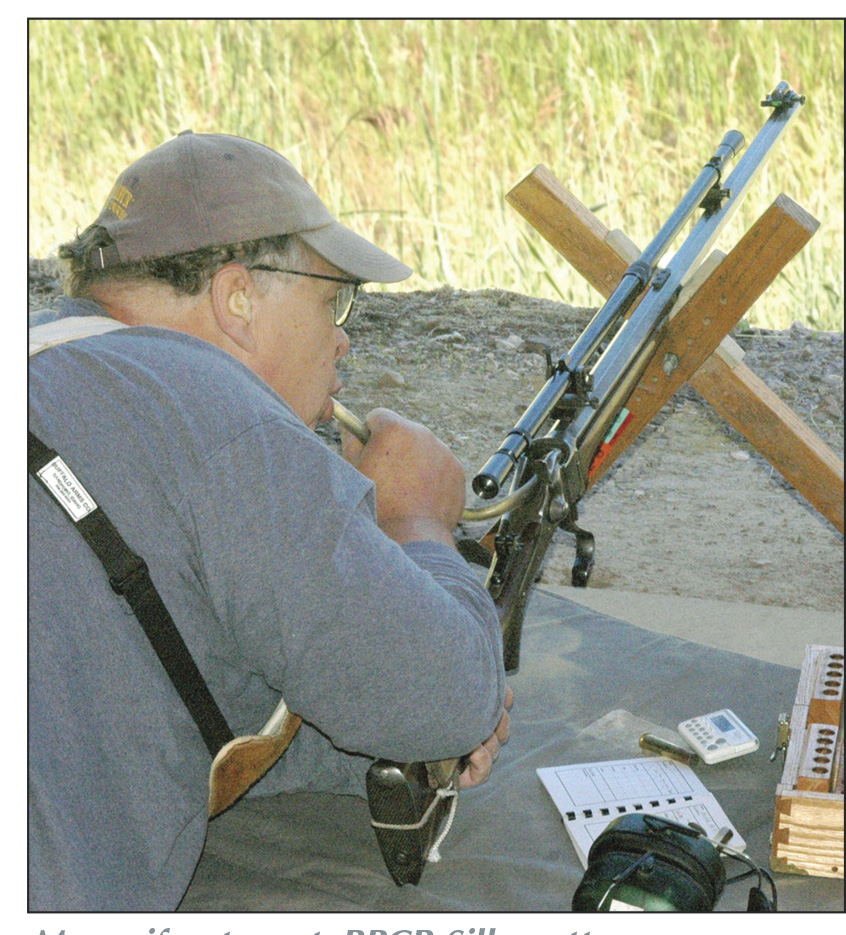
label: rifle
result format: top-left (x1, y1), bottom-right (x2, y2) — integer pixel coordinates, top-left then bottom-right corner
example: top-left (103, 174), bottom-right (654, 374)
top-left (335, 82), bottom-right (806, 885)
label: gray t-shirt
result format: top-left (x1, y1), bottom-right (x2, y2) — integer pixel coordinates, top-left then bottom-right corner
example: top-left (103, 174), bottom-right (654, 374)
top-left (29, 298), bottom-right (505, 910)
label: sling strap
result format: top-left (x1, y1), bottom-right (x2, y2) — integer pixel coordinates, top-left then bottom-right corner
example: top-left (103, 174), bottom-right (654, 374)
top-left (28, 314), bottom-right (129, 355)
top-left (28, 430), bottom-right (235, 756)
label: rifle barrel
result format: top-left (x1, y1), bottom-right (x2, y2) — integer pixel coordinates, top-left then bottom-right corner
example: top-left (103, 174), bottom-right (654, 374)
top-left (564, 129), bottom-right (745, 376)
top-left (562, 92), bottom-right (804, 474)
top-left (473, 90), bottom-right (802, 501)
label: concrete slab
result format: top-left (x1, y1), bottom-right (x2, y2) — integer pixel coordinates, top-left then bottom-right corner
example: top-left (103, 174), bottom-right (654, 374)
top-left (539, 584), bottom-right (844, 667)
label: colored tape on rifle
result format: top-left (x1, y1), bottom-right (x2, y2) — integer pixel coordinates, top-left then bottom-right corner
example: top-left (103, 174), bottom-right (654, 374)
top-left (588, 408), bottom-right (634, 479)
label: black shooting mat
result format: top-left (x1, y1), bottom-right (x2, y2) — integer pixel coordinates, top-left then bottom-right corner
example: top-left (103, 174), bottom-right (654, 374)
top-left (179, 588), bottom-right (843, 913)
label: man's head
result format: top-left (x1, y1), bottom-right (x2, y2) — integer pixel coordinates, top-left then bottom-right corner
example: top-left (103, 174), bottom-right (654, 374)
top-left (59, 132), bottom-right (412, 428)
top-left (65, 130), bottom-right (411, 285)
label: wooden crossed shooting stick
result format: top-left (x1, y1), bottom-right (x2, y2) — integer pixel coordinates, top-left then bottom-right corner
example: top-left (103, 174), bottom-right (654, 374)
top-left (506, 165), bottom-right (843, 534)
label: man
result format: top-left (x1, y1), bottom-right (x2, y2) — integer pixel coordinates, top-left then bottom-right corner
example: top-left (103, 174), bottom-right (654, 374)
top-left (29, 131), bottom-right (510, 910)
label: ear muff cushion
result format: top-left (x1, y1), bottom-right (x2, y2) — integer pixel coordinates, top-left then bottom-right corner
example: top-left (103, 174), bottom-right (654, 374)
top-left (587, 815), bottom-right (725, 903)
top-left (575, 849), bottom-right (717, 911)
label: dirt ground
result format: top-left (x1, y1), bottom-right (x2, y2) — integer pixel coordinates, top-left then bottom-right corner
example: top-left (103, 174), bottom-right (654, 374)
top-left (29, 262), bottom-right (844, 613)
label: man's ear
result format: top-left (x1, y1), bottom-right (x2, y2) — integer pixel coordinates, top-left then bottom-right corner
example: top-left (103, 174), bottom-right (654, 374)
top-left (209, 264), bottom-right (258, 353)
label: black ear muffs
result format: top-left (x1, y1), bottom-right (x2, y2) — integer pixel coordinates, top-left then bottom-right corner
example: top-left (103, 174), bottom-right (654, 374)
top-left (573, 813), bottom-right (726, 912)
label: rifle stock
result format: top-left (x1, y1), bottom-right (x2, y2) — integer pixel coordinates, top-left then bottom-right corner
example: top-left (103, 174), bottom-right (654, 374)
top-left (358, 83), bottom-right (805, 885)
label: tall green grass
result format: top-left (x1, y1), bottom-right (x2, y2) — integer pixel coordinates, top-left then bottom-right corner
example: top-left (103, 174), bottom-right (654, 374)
top-left (29, 19), bottom-right (843, 330)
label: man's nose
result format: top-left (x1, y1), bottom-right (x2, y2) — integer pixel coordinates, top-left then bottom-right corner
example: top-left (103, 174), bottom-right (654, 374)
top-left (335, 326), bottom-right (351, 360)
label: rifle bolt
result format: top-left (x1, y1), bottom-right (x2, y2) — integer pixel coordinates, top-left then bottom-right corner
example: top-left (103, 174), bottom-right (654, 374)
top-left (662, 352), bottom-right (680, 376)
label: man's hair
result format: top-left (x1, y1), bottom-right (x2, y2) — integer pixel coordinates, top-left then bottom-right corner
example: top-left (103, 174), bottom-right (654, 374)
top-left (58, 226), bottom-right (306, 298)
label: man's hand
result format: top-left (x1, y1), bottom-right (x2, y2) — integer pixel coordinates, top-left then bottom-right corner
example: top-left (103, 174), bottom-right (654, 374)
top-left (459, 686), bottom-right (513, 788)
top-left (341, 408), bottom-right (466, 547)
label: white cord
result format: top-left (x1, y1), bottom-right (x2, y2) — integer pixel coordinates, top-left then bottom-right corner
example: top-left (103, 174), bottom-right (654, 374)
top-left (427, 788), bottom-right (459, 863)
top-left (369, 784), bottom-right (458, 832)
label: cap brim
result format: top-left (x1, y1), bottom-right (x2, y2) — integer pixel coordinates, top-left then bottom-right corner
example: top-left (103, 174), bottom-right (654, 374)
top-left (299, 222), bottom-right (412, 284)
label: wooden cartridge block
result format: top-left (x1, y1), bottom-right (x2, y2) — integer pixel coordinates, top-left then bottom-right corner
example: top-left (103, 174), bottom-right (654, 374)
top-left (834, 731), bottom-right (845, 795)
top-left (797, 723), bottom-right (840, 792)
top-left (807, 648), bottom-right (845, 725)
top-left (770, 796), bottom-right (844, 878)
top-left (772, 645), bottom-right (844, 878)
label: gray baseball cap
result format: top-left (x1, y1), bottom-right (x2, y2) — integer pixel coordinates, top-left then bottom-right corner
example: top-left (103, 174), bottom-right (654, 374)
top-left (91, 130), bottom-right (412, 284)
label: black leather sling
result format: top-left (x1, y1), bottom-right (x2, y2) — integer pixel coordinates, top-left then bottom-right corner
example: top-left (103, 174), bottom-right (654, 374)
top-left (28, 430), bottom-right (234, 756)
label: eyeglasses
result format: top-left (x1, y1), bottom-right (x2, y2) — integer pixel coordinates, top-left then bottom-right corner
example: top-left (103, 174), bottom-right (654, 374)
top-left (248, 266), bottom-right (362, 327)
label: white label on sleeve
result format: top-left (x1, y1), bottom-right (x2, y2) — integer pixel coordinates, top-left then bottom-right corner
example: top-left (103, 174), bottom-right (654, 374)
top-left (36, 456), bottom-right (97, 521)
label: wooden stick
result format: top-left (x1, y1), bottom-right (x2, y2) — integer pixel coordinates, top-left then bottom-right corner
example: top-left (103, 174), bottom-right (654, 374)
top-left (589, 197), bottom-right (826, 487)
top-left (506, 165), bottom-right (623, 294)
top-left (689, 357), bottom-right (844, 533)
